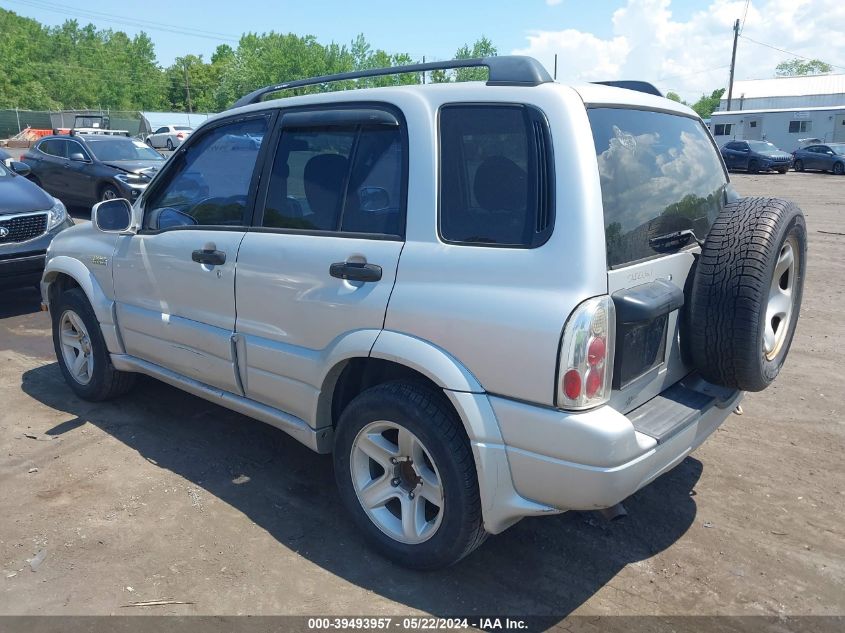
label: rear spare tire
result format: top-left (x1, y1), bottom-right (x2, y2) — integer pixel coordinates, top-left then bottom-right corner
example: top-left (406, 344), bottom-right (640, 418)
top-left (688, 197), bottom-right (806, 392)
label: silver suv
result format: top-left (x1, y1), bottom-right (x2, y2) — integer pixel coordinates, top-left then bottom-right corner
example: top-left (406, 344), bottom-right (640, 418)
top-left (41, 56), bottom-right (806, 569)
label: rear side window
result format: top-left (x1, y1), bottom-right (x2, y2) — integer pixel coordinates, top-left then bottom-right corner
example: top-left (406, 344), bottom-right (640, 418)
top-left (39, 139), bottom-right (67, 158)
top-left (439, 105), bottom-right (553, 247)
top-left (263, 124), bottom-right (405, 237)
top-left (588, 108), bottom-right (727, 268)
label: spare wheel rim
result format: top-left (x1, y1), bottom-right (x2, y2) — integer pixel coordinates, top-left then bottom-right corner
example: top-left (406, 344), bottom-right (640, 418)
top-left (764, 236), bottom-right (798, 361)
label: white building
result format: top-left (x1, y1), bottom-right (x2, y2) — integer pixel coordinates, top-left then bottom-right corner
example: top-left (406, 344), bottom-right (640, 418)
top-left (710, 74), bottom-right (845, 151)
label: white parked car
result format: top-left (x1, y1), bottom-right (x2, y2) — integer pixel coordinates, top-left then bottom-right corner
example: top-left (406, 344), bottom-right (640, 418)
top-left (41, 56), bottom-right (806, 569)
top-left (144, 125), bottom-right (193, 150)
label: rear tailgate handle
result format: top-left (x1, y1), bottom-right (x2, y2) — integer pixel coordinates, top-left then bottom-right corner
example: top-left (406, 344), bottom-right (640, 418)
top-left (329, 262), bottom-right (382, 282)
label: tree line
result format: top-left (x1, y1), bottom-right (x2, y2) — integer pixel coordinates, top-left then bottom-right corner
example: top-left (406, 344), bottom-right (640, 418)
top-left (0, 8), bottom-right (496, 112)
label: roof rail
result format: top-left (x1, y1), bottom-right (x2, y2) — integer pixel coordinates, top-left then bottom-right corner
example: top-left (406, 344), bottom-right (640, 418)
top-left (230, 55), bottom-right (552, 109)
top-left (592, 80), bottom-right (663, 97)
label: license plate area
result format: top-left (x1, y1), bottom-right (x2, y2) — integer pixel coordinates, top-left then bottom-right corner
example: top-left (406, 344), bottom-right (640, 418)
top-left (612, 279), bottom-right (684, 389)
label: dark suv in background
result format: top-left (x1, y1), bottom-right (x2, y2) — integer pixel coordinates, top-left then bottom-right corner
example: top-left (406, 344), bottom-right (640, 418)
top-left (21, 134), bottom-right (166, 207)
top-left (720, 140), bottom-right (792, 173)
top-left (0, 159), bottom-right (73, 289)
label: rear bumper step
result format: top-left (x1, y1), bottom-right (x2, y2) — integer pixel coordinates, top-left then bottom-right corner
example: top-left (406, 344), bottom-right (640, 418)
top-left (628, 379), bottom-right (739, 444)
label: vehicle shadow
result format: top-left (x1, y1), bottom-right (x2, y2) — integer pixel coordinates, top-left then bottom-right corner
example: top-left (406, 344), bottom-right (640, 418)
top-left (0, 286), bottom-right (42, 318)
top-left (21, 363), bottom-right (702, 618)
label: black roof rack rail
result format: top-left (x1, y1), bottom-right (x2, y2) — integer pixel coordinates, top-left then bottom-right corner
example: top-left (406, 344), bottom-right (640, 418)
top-left (592, 80), bottom-right (663, 97)
top-left (230, 55), bottom-right (553, 109)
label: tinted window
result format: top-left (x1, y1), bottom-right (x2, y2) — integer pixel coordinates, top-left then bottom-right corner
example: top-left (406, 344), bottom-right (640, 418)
top-left (155, 127), bottom-right (168, 134)
top-left (789, 120), bottom-right (812, 133)
top-left (145, 117), bottom-right (268, 228)
top-left (66, 141), bottom-right (90, 160)
top-left (588, 108), bottom-right (727, 268)
top-left (439, 105), bottom-right (552, 247)
top-left (263, 123), bottom-right (405, 237)
top-left (39, 139), bottom-right (66, 158)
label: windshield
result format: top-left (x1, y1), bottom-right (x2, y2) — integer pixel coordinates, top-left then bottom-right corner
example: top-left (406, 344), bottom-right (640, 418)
top-left (830, 144), bottom-right (845, 155)
top-left (87, 138), bottom-right (164, 162)
top-left (747, 140), bottom-right (781, 154)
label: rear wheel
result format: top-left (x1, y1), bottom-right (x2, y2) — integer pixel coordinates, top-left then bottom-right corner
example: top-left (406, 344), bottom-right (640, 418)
top-left (166, 138), bottom-right (174, 151)
top-left (794, 159), bottom-right (804, 172)
top-left (145, 138), bottom-right (153, 147)
top-left (52, 288), bottom-right (135, 401)
top-left (688, 197), bottom-right (806, 392)
top-left (834, 162), bottom-right (844, 175)
top-left (334, 381), bottom-right (486, 569)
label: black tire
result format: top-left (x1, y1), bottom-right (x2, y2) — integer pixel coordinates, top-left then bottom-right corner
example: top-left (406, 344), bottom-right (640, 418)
top-left (777, 167), bottom-right (788, 174)
top-left (747, 159), bottom-right (759, 173)
top-left (834, 162), bottom-right (844, 176)
top-left (52, 288), bottom-right (135, 401)
top-left (794, 159), bottom-right (804, 172)
top-left (166, 138), bottom-right (174, 151)
top-left (333, 381), bottom-right (487, 569)
top-left (100, 184), bottom-right (120, 202)
top-left (145, 138), bottom-right (153, 147)
top-left (688, 197), bottom-right (806, 392)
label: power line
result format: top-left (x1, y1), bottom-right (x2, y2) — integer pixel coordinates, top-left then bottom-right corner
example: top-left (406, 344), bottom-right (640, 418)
top-left (657, 64), bottom-right (730, 82)
top-left (740, 35), bottom-right (845, 71)
top-left (738, 0), bottom-right (751, 34)
top-left (3, 0), bottom-right (241, 42)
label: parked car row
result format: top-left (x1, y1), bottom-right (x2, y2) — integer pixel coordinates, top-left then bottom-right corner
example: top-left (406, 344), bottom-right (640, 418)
top-left (145, 125), bottom-right (193, 150)
top-left (717, 138), bottom-right (845, 175)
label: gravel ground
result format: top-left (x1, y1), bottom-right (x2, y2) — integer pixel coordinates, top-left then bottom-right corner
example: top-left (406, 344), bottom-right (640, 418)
top-left (0, 171), bottom-right (843, 620)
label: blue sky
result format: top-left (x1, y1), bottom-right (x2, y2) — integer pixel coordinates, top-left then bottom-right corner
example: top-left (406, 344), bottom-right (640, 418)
top-left (1, 0), bottom-right (703, 66)
top-left (3, 0), bottom-right (843, 101)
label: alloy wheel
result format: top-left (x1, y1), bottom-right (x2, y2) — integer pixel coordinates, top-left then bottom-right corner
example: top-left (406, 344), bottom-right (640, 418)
top-left (764, 236), bottom-right (798, 361)
top-left (59, 309), bottom-right (94, 385)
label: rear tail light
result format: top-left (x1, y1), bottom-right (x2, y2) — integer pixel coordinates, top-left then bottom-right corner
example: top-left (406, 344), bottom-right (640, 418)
top-left (176, 133), bottom-right (184, 139)
top-left (557, 296), bottom-right (616, 410)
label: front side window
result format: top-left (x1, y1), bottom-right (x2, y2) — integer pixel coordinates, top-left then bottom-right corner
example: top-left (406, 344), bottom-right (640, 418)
top-left (262, 122), bottom-right (405, 237)
top-left (588, 107), bottom-right (727, 268)
top-left (144, 116), bottom-right (268, 229)
top-left (439, 105), bottom-right (553, 247)
top-left (66, 141), bottom-right (91, 160)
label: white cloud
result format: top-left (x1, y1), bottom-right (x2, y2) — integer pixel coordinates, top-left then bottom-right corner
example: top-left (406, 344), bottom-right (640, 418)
top-left (546, 0), bottom-right (564, 5)
top-left (513, 0), bottom-right (845, 101)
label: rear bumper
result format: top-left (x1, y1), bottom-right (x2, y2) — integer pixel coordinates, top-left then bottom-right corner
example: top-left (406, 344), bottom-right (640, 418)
top-left (490, 378), bottom-right (742, 511)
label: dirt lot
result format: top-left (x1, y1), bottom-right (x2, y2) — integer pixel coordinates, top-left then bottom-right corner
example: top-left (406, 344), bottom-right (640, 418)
top-left (1, 172), bottom-right (843, 620)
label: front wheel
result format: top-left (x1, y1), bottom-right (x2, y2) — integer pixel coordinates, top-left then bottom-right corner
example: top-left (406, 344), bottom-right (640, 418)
top-left (52, 288), bottom-right (135, 401)
top-left (834, 162), bottom-right (844, 175)
top-left (334, 381), bottom-right (486, 569)
top-left (748, 159), bottom-right (760, 173)
top-left (100, 184), bottom-right (120, 202)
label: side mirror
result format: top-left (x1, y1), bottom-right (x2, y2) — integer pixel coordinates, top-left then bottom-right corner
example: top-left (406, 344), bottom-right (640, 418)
top-left (92, 198), bottom-right (132, 233)
top-left (69, 153), bottom-right (88, 162)
top-left (359, 186), bottom-right (390, 212)
top-left (10, 161), bottom-right (31, 177)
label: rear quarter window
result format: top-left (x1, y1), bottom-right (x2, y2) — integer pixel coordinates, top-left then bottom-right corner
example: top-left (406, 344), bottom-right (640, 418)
top-left (588, 108), bottom-right (727, 268)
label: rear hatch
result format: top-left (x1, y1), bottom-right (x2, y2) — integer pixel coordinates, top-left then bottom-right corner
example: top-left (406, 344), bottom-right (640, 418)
top-left (585, 106), bottom-right (729, 414)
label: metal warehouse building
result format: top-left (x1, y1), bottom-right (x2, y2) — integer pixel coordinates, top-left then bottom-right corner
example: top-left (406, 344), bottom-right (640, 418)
top-left (710, 74), bottom-right (845, 151)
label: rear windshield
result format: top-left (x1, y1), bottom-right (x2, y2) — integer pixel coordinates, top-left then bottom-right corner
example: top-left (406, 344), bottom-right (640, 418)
top-left (588, 108), bottom-right (727, 268)
top-left (174, 126), bottom-right (193, 131)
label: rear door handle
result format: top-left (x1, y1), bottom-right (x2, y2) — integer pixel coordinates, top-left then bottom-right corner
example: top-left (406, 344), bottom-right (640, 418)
top-left (329, 262), bottom-right (382, 282)
top-left (192, 248), bottom-right (226, 266)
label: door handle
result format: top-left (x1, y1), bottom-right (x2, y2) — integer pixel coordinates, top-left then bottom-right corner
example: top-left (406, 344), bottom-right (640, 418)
top-left (192, 248), bottom-right (226, 265)
top-left (329, 261), bottom-right (382, 282)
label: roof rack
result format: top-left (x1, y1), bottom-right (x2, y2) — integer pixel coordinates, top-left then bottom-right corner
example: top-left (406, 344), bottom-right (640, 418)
top-left (592, 80), bottom-right (663, 97)
top-left (230, 55), bottom-right (553, 109)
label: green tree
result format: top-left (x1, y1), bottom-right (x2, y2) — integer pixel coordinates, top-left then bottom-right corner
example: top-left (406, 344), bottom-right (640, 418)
top-left (690, 88), bottom-right (725, 118)
top-left (775, 58), bottom-right (832, 77)
top-left (665, 91), bottom-right (684, 103)
top-left (455, 36), bottom-right (497, 82)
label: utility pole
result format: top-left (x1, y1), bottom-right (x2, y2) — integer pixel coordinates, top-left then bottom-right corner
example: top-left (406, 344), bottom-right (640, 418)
top-left (184, 62), bottom-right (193, 113)
top-left (554, 54), bottom-right (558, 80)
top-left (726, 18), bottom-right (740, 111)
